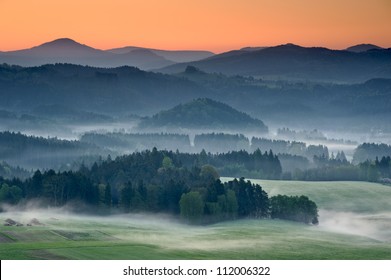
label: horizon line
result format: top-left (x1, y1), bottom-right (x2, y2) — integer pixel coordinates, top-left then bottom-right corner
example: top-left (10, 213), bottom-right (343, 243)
top-left (0, 37), bottom-right (388, 54)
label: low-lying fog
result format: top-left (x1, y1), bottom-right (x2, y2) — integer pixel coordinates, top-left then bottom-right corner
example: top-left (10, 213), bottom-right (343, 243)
top-left (318, 210), bottom-right (391, 242)
top-left (1, 206), bottom-right (390, 246)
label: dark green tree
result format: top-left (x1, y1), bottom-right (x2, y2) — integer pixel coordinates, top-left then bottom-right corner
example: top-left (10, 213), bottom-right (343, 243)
top-left (179, 191), bottom-right (204, 223)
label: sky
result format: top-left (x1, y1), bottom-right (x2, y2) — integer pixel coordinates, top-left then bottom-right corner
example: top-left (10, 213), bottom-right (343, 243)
top-left (1, 0), bottom-right (390, 53)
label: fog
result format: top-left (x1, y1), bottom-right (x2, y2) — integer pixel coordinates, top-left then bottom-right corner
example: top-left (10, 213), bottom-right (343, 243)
top-left (0, 207), bottom-right (262, 251)
top-left (2, 204), bottom-right (391, 247)
top-left (318, 210), bottom-right (391, 242)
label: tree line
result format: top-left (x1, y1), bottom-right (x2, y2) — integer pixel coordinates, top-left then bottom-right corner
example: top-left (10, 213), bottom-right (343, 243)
top-left (0, 148), bottom-right (318, 225)
top-left (82, 131), bottom-right (330, 160)
top-left (290, 154), bottom-right (391, 182)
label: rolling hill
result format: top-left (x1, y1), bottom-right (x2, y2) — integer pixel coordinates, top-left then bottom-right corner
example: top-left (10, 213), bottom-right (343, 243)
top-left (107, 46), bottom-right (214, 63)
top-left (0, 38), bottom-right (213, 70)
top-left (158, 43), bottom-right (391, 82)
top-left (138, 98), bottom-right (268, 133)
top-left (0, 63), bottom-right (209, 115)
top-left (345, 44), bottom-right (383, 53)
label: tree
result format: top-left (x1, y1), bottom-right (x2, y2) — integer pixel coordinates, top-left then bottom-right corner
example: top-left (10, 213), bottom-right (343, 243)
top-left (162, 156), bottom-right (174, 169)
top-left (270, 195), bottom-right (318, 224)
top-left (104, 184), bottom-right (112, 208)
top-left (179, 191), bottom-right (204, 223)
top-left (27, 170), bottom-right (43, 198)
top-left (120, 182), bottom-right (133, 212)
top-left (200, 164), bottom-right (219, 181)
top-left (225, 189), bottom-right (238, 219)
top-left (0, 183), bottom-right (23, 204)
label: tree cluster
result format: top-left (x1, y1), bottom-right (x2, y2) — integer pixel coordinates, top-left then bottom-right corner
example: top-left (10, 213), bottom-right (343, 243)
top-left (353, 143), bottom-right (391, 164)
top-left (290, 155), bottom-right (391, 182)
top-left (0, 131), bottom-right (101, 170)
top-left (251, 137), bottom-right (329, 160)
top-left (0, 149), bottom-right (318, 225)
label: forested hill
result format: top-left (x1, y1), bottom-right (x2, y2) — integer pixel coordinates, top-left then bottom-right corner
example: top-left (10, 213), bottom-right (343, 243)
top-left (138, 98), bottom-right (268, 133)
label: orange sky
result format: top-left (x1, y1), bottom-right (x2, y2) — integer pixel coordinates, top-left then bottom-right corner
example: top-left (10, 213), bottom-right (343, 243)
top-left (1, 0), bottom-right (390, 53)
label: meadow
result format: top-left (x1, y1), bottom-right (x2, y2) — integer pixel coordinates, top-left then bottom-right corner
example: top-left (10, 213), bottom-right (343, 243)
top-left (1, 180), bottom-right (390, 260)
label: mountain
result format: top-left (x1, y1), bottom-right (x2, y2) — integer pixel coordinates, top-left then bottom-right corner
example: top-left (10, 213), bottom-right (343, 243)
top-left (138, 98), bottom-right (268, 133)
top-left (0, 38), bottom-right (112, 66)
top-left (158, 43), bottom-right (391, 82)
top-left (7, 38), bottom-right (105, 57)
top-left (346, 44), bottom-right (383, 53)
top-left (107, 46), bottom-right (214, 63)
top-left (0, 63), bottom-right (210, 115)
top-left (0, 38), bottom-right (208, 70)
top-left (1, 63), bottom-right (391, 132)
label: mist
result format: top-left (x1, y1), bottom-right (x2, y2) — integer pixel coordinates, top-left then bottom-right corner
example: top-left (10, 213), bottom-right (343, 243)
top-left (2, 206), bottom-right (390, 260)
top-left (317, 210), bottom-right (391, 242)
top-left (1, 48), bottom-right (391, 261)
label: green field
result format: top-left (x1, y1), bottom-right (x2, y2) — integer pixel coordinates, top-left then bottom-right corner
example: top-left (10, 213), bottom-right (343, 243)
top-left (1, 179), bottom-right (391, 260)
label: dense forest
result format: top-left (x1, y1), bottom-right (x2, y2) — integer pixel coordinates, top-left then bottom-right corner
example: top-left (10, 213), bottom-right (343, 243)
top-left (2, 130), bottom-right (391, 182)
top-left (1, 146), bottom-right (390, 225)
top-left (0, 149), bottom-right (318, 225)
top-left (290, 154), bottom-right (391, 182)
top-left (194, 133), bottom-right (250, 153)
top-left (352, 143), bottom-right (391, 164)
top-left (81, 132), bottom-right (329, 160)
top-left (81, 132), bottom-right (191, 153)
top-left (0, 161), bottom-right (30, 180)
top-left (0, 131), bottom-right (103, 169)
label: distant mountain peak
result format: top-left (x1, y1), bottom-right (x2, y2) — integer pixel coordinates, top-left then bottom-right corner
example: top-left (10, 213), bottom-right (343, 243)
top-left (45, 38), bottom-right (79, 44)
top-left (4, 38), bottom-right (107, 59)
top-left (36, 38), bottom-right (93, 50)
top-left (346, 44), bottom-right (383, 53)
top-left (284, 43), bottom-right (299, 47)
top-left (278, 43), bottom-right (302, 48)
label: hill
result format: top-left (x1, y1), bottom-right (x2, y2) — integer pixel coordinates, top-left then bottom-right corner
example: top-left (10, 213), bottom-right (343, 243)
top-left (0, 63), bottom-right (208, 115)
top-left (138, 98), bottom-right (268, 133)
top-left (0, 38), bottom-right (173, 70)
top-left (0, 38), bottom-right (214, 70)
top-left (1, 64), bottom-right (391, 133)
top-left (107, 46), bottom-right (214, 63)
top-left (158, 44), bottom-right (391, 82)
top-left (346, 44), bottom-right (383, 52)
top-left (7, 38), bottom-right (105, 57)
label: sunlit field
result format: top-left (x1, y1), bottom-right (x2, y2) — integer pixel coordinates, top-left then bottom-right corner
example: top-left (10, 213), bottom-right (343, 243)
top-left (1, 180), bottom-right (391, 260)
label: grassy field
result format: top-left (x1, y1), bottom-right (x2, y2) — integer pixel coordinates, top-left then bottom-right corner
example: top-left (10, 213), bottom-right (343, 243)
top-left (1, 179), bottom-right (391, 260)
top-left (237, 179), bottom-right (391, 213)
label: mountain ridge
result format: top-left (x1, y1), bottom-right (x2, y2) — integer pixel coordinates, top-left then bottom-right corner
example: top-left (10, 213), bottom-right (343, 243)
top-left (0, 38), bottom-right (214, 69)
top-left (158, 43), bottom-right (391, 82)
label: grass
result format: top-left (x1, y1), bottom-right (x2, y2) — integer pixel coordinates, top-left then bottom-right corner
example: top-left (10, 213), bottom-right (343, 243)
top-left (230, 179), bottom-right (391, 213)
top-left (1, 179), bottom-right (391, 260)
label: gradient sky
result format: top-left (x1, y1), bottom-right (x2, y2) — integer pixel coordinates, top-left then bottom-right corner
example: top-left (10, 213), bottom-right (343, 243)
top-left (1, 0), bottom-right (390, 53)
